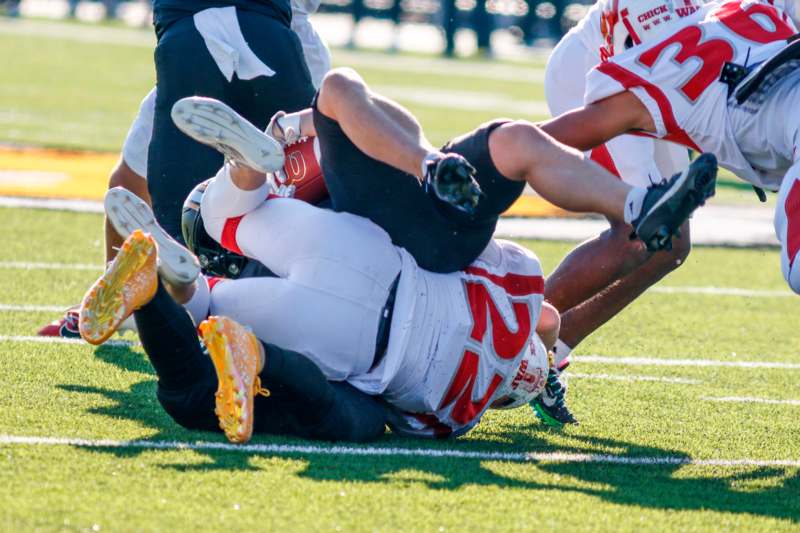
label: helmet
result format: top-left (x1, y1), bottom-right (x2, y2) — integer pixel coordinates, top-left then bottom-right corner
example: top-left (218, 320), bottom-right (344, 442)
top-left (491, 335), bottom-right (549, 410)
top-left (599, 0), bottom-right (703, 60)
top-left (182, 180), bottom-right (249, 279)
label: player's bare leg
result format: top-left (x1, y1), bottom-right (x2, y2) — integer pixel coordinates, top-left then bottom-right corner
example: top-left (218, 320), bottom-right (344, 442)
top-left (489, 122), bottom-right (632, 219)
top-left (489, 121), bottom-right (715, 250)
top-left (549, 221), bottom-right (690, 355)
top-left (314, 67), bottom-right (434, 179)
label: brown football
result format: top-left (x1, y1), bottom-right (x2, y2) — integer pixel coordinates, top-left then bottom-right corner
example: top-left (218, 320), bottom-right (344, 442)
top-left (282, 136), bottom-right (328, 204)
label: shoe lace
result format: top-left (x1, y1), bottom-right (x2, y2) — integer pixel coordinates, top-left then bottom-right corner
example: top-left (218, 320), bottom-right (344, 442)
top-left (545, 369), bottom-right (567, 409)
top-left (253, 376), bottom-right (270, 398)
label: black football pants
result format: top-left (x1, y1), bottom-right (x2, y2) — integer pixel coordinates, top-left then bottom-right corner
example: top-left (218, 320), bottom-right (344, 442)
top-left (147, 8), bottom-right (316, 242)
top-left (133, 281), bottom-right (388, 442)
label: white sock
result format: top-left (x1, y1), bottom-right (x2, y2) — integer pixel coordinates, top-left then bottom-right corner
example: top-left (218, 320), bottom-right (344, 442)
top-left (623, 187), bottom-right (648, 224)
top-left (553, 339), bottom-right (573, 368)
top-left (118, 314), bottom-right (139, 334)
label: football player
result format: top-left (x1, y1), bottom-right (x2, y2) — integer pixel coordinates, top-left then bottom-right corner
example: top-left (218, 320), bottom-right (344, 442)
top-left (164, 78), bottom-right (715, 427)
top-left (79, 185), bottom-right (560, 442)
top-left (541, 0), bottom-right (800, 299)
top-left (172, 70), bottom-right (717, 276)
top-left (37, 0), bottom-right (331, 338)
top-left (542, 0), bottom-right (701, 367)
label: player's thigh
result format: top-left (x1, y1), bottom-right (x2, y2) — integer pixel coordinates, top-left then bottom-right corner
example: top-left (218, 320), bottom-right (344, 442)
top-left (209, 277), bottom-right (381, 379)
top-left (774, 170), bottom-right (800, 293)
top-left (312, 105), bottom-right (470, 271)
top-left (235, 198), bottom-right (402, 290)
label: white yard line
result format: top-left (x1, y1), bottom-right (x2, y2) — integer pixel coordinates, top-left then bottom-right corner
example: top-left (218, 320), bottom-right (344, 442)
top-left (569, 373), bottom-right (700, 385)
top-left (0, 261), bottom-right (101, 270)
top-left (702, 396), bottom-right (800, 406)
top-left (574, 355), bottom-right (800, 370)
top-left (1, 434), bottom-right (797, 467)
top-left (650, 286), bottom-right (794, 298)
top-left (0, 304), bottom-right (67, 313)
top-left (0, 335), bottom-right (134, 347)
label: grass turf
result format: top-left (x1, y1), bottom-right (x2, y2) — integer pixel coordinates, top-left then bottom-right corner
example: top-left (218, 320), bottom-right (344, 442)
top-left (0, 207), bottom-right (798, 531)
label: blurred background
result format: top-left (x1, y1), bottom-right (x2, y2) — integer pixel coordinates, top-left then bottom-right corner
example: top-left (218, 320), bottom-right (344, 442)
top-left (0, 0), bottom-right (592, 57)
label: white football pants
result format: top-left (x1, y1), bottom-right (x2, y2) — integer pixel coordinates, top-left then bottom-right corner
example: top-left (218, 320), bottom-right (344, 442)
top-left (198, 166), bottom-right (403, 381)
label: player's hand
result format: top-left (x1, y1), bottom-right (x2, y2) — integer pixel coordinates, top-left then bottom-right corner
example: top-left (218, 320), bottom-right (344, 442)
top-left (424, 153), bottom-right (482, 215)
top-left (266, 111), bottom-right (301, 145)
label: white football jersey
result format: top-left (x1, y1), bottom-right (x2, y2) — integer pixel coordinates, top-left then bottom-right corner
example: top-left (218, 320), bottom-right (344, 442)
top-left (585, 0), bottom-right (798, 189)
top-left (349, 239), bottom-right (548, 438)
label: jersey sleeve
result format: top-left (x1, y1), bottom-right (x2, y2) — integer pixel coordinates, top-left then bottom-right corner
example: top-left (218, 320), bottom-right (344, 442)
top-left (585, 60), bottom-right (670, 138)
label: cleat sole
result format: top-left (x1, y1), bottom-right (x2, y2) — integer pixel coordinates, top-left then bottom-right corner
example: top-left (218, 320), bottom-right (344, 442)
top-left (79, 230), bottom-right (157, 345)
top-left (105, 187), bottom-right (200, 286)
top-left (200, 317), bottom-right (257, 444)
top-left (172, 97), bottom-right (285, 173)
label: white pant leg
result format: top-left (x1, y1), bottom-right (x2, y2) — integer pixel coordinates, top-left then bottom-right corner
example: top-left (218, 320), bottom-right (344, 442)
top-left (774, 163), bottom-right (800, 294)
top-left (653, 141), bottom-right (689, 182)
top-left (182, 275), bottom-right (212, 326)
top-left (207, 200), bottom-right (403, 380)
top-left (121, 87), bottom-right (156, 179)
top-left (544, 30), bottom-right (666, 187)
top-left (202, 172), bottom-right (403, 379)
top-left (209, 275), bottom-right (385, 380)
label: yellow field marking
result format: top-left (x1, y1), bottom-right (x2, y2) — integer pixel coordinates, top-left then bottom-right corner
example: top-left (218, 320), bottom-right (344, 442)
top-left (0, 146), bottom-right (569, 217)
top-left (0, 146), bottom-right (117, 200)
top-left (503, 195), bottom-right (569, 217)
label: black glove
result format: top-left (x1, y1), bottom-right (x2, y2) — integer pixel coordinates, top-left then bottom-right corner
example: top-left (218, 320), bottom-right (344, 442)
top-left (423, 153), bottom-right (482, 215)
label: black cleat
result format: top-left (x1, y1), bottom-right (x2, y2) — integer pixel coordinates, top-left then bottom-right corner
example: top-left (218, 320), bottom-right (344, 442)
top-left (423, 153), bottom-right (482, 215)
top-left (530, 368), bottom-right (578, 428)
top-left (632, 153), bottom-right (718, 252)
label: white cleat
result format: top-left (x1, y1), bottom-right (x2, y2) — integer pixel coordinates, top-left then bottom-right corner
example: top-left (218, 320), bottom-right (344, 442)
top-left (104, 187), bottom-right (200, 285)
top-left (171, 96), bottom-right (285, 173)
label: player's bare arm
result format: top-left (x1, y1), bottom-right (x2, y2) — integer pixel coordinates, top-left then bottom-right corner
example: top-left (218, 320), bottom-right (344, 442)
top-left (538, 91), bottom-right (656, 152)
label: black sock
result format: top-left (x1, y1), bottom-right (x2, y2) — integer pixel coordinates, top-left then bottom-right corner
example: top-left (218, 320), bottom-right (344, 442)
top-left (133, 280), bottom-right (212, 390)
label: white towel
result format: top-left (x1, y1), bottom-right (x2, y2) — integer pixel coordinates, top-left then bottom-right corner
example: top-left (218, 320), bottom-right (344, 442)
top-left (193, 7), bottom-right (276, 82)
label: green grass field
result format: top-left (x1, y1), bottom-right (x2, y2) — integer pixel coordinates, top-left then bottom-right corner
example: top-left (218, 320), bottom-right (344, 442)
top-left (1, 17), bottom-right (798, 532)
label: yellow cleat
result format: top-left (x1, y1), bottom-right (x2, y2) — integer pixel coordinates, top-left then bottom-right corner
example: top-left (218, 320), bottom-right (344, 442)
top-left (79, 230), bottom-right (158, 345)
top-left (199, 316), bottom-right (269, 444)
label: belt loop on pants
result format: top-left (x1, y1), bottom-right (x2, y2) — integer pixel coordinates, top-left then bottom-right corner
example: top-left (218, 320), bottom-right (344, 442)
top-left (371, 273), bottom-right (400, 371)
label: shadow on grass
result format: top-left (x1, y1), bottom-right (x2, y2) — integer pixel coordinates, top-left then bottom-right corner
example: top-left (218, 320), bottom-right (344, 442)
top-left (59, 343), bottom-right (799, 523)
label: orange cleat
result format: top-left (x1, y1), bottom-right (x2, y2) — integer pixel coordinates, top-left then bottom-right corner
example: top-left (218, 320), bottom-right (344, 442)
top-left (79, 230), bottom-right (158, 345)
top-left (199, 316), bottom-right (269, 444)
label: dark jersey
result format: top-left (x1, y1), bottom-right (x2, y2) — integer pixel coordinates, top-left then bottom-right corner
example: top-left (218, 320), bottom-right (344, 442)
top-left (152, 0), bottom-right (291, 37)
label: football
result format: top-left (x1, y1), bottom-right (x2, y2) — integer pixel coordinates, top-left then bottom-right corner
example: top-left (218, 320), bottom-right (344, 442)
top-left (282, 136), bottom-right (328, 204)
